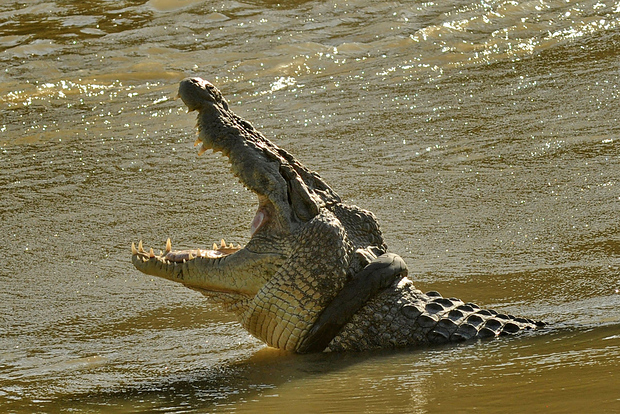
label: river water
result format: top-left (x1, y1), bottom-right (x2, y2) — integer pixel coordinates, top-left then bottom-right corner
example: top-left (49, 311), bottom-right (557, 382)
top-left (1, 0), bottom-right (619, 412)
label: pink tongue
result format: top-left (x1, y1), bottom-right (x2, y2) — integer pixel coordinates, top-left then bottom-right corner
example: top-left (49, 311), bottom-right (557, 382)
top-left (250, 210), bottom-right (265, 235)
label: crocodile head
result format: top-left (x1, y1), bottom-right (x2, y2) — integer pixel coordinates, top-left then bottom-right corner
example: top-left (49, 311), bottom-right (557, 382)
top-left (132, 78), bottom-right (386, 351)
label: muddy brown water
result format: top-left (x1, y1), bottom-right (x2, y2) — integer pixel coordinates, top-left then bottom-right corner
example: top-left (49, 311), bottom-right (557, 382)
top-left (1, 0), bottom-right (619, 412)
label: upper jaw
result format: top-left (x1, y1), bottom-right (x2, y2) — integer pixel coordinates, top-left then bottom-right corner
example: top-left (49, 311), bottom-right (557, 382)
top-left (179, 78), bottom-right (349, 232)
top-left (178, 77), bottom-right (300, 231)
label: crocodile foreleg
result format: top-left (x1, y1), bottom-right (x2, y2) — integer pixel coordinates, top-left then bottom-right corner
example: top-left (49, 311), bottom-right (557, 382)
top-left (298, 253), bottom-right (409, 353)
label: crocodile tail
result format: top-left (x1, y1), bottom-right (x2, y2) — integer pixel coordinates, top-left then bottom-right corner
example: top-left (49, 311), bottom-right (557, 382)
top-left (404, 291), bottom-right (545, 344)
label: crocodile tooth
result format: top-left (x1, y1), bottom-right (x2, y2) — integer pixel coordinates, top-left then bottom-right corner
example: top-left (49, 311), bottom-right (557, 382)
top-left (138, 240), bottom-right (145, 253)
top-left (213, 243), bottom-right (218, 250)
top-left (198, 144), bottom-right (209, 156)
top-left (159, 250), bottom-right (163, 256)
top-left (166, 238), bottom-right (172, 253)
top-left (188, 252), bottom-right (195, 260)
top-left (149, 248), bottom-right (155, 258)
top-left (220, 239), bottom-right (226, 248)
top-left (131, 242), bottom-right (138, 255)
top-left (194, 137), bottom-right (202, 147)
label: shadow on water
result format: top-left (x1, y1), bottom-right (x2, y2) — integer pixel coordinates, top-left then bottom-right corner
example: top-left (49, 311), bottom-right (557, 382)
top-left (46, 346), bottom-right (387, 413)
top-left (29, 317), bottom-right (620, 413)
top-left (31, 347), bottom-right (413, 412)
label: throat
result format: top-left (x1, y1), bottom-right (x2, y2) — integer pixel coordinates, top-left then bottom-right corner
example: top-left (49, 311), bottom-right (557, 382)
top-left (250, 209), bottom-right (266, 236)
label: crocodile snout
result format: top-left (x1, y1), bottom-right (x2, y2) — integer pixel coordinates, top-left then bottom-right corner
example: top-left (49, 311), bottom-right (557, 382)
top-left (178, 77), bottom-right (222, 111)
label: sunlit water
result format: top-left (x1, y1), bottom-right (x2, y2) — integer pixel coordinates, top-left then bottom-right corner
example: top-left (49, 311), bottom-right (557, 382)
top-left (1, 0), bottom-right (619, 412)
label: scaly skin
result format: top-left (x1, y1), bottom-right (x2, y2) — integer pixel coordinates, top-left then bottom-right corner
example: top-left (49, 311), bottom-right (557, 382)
top-left (131, 78), bottom-right (544, 353)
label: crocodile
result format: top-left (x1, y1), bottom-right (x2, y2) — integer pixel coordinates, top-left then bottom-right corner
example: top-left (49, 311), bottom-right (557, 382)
top-left (131, 77), bottom-right (544, 353)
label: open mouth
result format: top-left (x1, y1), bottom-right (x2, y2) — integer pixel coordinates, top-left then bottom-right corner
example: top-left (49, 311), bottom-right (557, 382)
top-left (131, 174), bottom-right (271, 267)
top-left (131, 78), bottom-right (275, 267)
top-left (131, 201), bottom-right (269, 265)
top-left (131, 238), bottom-right (242, 264)
top-left (131, 76), bottom-right (299, 301)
